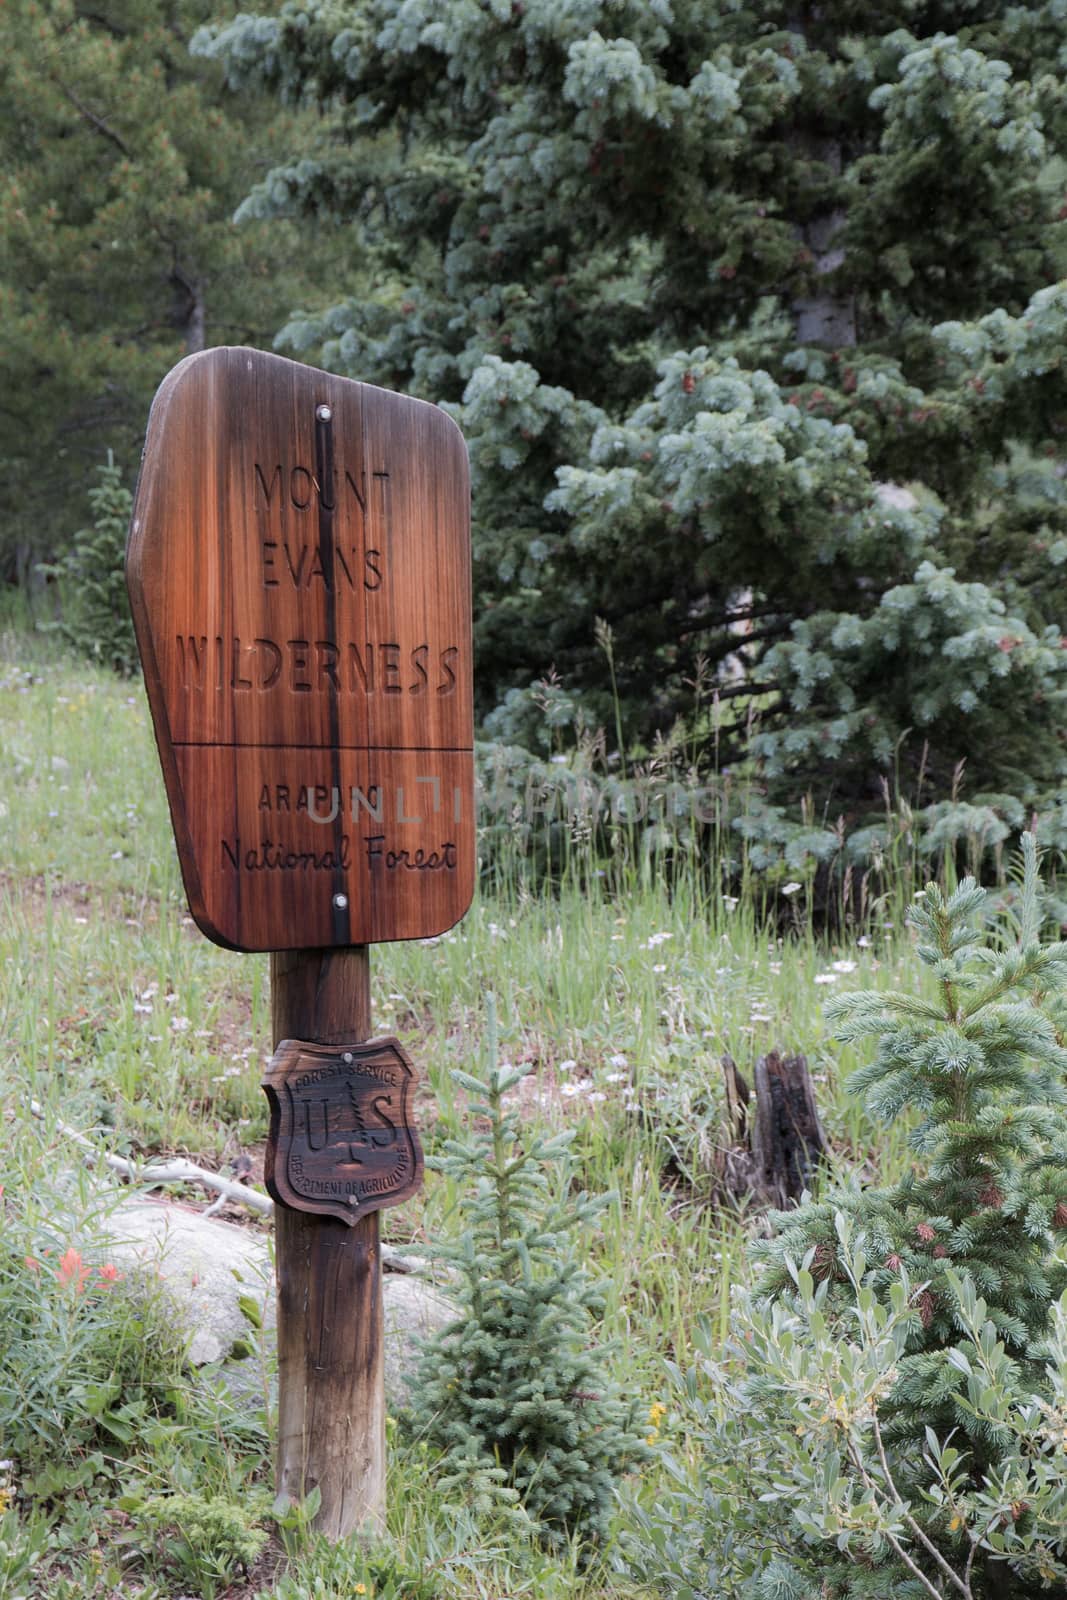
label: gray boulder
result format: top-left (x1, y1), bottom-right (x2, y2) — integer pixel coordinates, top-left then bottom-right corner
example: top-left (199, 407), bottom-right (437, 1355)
top-left (383, 1271), bottom-right (456, 1405)
top-left (101, 1198), bottom-right (455, 1408)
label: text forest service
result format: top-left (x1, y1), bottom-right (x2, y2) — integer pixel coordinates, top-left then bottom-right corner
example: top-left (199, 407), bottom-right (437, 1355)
top-left (263, 1038), bottom-right (424, 1227)
top-left (126, 346), bottom-right (475, 952)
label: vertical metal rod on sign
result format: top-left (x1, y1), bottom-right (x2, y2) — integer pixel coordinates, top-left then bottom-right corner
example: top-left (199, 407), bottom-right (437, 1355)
top-left (270, 946), bottom-right (385, 1540)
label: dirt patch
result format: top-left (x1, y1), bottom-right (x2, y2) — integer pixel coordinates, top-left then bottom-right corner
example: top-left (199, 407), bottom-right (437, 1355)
top-left (0, 867), bottom-right (184, 940)
top-left (221, 1534), bottom-right (286, 1599)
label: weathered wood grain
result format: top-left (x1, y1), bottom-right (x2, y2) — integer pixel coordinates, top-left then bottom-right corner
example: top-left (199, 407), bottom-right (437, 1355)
top-left (126, 347), bottom-right (474, 951)
top-left (271, 947), bottom-right (386, 1539)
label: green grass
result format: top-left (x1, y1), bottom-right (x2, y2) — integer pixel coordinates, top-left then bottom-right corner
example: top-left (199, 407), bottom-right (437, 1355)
top-left (0, 626), bottom-right (934, 1597)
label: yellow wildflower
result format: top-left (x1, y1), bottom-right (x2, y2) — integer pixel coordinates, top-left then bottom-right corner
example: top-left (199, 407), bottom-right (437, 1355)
top-left (645, 1401), bottom-right (667, 1445)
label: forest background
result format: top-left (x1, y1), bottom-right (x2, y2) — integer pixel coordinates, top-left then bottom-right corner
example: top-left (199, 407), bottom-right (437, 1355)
top-left (8, 0), bottom-right (1067, 886)
top-left (5, 6), bottom-right (1067, 1600)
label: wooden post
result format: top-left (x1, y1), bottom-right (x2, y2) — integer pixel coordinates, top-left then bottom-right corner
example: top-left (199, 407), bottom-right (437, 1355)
top-left (270, 945), bottom-right (385, 1539)
top-left (127, 349), bottom-right (474, 1544)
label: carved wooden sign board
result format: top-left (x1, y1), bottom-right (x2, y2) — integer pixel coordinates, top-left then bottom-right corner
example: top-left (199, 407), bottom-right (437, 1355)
top-left (126, 347), bottom-right (475, 952)
top-left (263, 1037), bottom-right (423, 1226)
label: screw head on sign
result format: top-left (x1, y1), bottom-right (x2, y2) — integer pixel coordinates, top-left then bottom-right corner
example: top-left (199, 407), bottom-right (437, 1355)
top-left (316, 404), bottom-right (332, 422)
top-left (347, 1194), bottom-right (357, 1206)
top-left (343, 1051), bottom-right (354, 1064)
top-left (333, 892), bottom-right (348, 910)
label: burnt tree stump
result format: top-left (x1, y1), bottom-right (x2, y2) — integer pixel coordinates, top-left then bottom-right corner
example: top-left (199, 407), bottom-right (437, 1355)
top-left (720, 1051), bottom-right (830, 1208)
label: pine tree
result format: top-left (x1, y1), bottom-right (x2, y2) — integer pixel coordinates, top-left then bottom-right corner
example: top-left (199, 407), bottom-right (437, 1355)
top-left (195, 2), bottom-right (1067, 820)
top-left (0, 0), bottom-right (350, 582)
top-left (746, 833), bottom-right (1067, 1594)
top-left (410, 998), bottom-right (650, 1549)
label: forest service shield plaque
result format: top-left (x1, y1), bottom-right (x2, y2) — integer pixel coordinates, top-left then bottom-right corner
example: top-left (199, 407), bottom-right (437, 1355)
top-left (263, 1036), bottom-right (424, 1225)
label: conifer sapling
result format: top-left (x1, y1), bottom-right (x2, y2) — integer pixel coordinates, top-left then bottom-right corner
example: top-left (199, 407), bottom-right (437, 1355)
top-left (759, 835), bottom-right (1067, 1466)
top-left (411, 997), bottom-right (650, 1549)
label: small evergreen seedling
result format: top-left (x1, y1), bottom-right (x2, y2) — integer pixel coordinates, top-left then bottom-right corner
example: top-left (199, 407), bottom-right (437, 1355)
top-left (759, 835), bottom-right (1067, 1463)
top-left (412, 998), bottom-right (650, 1549)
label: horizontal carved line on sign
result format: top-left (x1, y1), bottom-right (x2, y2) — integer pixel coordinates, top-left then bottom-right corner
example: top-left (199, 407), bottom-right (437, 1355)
top-left (172, 741), bottom-right (475, 753)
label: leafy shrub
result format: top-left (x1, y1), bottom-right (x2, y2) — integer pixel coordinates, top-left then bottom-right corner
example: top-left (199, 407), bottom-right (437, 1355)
top-left (635, 836), bottom-right (1067, 1598)
top-left (0, 1504), bottom-right (48, 1598)
top-left (132, 1488), bottom-right (269, 1597)
top-left (411, 998), bottom-right (651, 1550)
top-left (0, 1195), bottom-right (187, 1472)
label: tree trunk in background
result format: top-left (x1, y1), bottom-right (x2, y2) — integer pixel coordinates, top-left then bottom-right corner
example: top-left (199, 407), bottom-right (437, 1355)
top-left (171, 261), bottom-right (206, 353)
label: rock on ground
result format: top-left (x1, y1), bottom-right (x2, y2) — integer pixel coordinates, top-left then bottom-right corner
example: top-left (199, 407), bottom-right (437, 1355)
top-left (100, 1197), bottom-right (455, 1409)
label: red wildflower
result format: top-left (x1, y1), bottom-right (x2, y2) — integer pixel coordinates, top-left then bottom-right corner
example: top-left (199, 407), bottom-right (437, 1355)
top-left (57, 1247), bottom-right (90, 1293)
top-left (97, 1263), bottom-right (122, 1286)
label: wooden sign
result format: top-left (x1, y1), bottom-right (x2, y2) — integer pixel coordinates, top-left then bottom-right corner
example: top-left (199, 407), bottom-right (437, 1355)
top-left (263, 1036), bottom-right (423, 1226)
top-left (126, 347), bottom-right (475, 951)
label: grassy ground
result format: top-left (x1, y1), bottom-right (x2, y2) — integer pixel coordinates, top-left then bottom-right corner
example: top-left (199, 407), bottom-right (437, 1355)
top-left (0, 624), bottom-right (928, 1598)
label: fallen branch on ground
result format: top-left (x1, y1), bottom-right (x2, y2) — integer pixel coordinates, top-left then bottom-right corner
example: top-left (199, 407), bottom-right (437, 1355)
top-left (30, 1098), bottom-right (273, 1214)
top-left (26, 1100), bottom-right (420, 1271)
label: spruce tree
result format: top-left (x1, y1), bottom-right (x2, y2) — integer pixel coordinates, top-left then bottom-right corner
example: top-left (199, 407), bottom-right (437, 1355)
top-left (410, 1000), bottom-right (649, 1549)
top-left (747, 833), bottom-right (1067, 1595)
top-left (195, 2), bottom-right (1067, 819)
